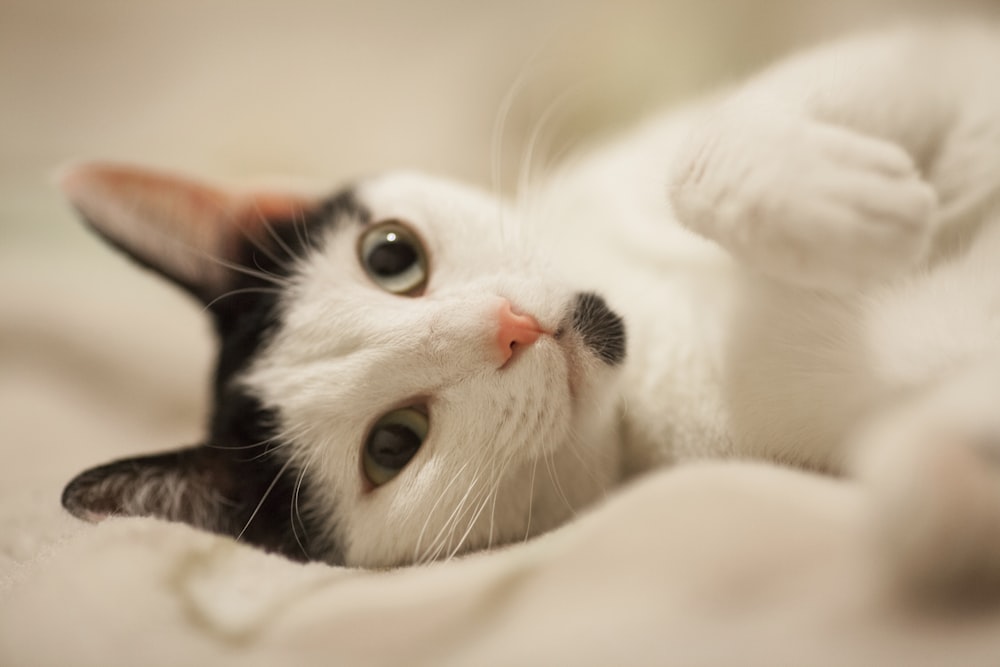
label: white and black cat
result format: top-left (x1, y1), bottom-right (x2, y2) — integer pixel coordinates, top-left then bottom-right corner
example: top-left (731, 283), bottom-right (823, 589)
top-left (61, 23), bottom-right (1000, 568)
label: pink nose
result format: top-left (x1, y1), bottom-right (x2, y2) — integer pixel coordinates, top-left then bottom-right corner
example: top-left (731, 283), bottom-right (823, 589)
top-left (497, 299), bottom-right (543, 366)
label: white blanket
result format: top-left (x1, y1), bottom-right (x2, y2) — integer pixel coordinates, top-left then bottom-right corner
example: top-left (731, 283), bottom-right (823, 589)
top-left (7, 458), bottom-right (1000, 666)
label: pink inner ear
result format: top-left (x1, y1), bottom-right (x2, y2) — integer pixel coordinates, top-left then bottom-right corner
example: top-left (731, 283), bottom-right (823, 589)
top-left (58, 161), bottom-right (233, 222)
top-left (240, 191), bottom-right (314, 223)
top-left (56, 161), bottom-right (316, 299)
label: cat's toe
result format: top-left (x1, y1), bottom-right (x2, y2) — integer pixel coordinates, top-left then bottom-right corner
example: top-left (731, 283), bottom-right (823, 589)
top-left (770, 126), bottom-right (938, 290)
top-left (822, 163), bottom-right (937, 285)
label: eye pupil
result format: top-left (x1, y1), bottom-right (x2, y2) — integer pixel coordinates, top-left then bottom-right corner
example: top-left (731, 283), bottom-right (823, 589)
top-left (363, 406), bottom-right (429, 487)
top-left (359, 221), bottom-right (428, 295)
top-left (368, 241), bottom-right (418, 278)
top-left (369, 423), bottom-right (421, 468)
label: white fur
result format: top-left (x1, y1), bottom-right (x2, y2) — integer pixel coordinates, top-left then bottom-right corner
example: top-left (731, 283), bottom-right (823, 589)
top-left (242, 22), bottom-right (1000, 581)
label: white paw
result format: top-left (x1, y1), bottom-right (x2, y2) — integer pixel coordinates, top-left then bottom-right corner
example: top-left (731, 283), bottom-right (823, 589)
top-left (670, 108), bottom-right (937, 291)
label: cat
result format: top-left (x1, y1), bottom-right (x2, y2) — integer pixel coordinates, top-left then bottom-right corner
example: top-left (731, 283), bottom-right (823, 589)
top-left (59, 23), bottom-right (1000, 569)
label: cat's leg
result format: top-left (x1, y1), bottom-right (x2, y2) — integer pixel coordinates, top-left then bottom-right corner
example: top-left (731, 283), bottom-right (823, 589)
top-left (670, 25), bottom-right (998, 291)
top-left (852, 358), bottom-right (1000, 601)
top-left (670, 102), bottom-right (937, 290)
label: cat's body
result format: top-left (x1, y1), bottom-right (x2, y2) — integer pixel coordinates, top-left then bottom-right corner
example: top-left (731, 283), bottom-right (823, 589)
top-left (61, 23), bottom-right (1000, 570)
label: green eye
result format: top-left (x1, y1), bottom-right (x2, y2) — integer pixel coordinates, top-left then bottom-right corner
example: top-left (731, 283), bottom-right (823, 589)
top-left (359, 222), bottom-right (428, 295)
top-left (363, 407), bottom-right (429, 487)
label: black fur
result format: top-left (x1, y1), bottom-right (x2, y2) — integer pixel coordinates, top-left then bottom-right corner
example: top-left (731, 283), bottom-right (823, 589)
top-left (572, 292), bottom-right (627, 365)
top-left (62, 187), bottom-right (369, 564)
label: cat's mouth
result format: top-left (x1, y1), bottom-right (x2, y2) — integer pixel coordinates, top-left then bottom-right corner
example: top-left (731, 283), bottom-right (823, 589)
top-left (565, 292), bottom-right (626, 366)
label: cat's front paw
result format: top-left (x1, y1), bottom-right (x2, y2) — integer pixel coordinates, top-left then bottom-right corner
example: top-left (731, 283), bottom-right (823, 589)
top-left (670, 109), bottom-right (937, 291)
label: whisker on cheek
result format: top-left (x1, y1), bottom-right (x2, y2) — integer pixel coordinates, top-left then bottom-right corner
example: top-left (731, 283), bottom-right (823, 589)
top-left (236, 458), bottom-right (294, 543)
top-left (413, 458), bottom-right (474, 564)
top-left (523, 456), bottom-right (540, 543)
top-left (290, 452), bottom-right (317, 560)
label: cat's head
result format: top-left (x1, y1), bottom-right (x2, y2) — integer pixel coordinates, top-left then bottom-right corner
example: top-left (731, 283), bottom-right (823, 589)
top-left (59, 162), bottom-right (626, 567)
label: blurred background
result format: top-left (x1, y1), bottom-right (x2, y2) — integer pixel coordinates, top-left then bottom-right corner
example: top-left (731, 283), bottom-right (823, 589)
top-left (2, 0), bottom-right (997, 566)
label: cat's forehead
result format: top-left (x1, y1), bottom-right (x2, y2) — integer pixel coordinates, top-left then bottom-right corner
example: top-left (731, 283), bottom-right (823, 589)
top-left (354, 171), bottom-right (507, 222)
top-left (351, 172), bottom-right (516, 256)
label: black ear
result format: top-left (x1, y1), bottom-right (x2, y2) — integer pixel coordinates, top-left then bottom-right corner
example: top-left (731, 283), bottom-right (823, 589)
top-left (62, 445), bottom-right (311, 560)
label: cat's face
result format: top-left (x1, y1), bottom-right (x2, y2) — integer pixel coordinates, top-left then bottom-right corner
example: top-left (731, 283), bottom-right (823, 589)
top-left (58, 164), bottom-right (626, 567)
top-left (247, 172), bottom-right (625, 565)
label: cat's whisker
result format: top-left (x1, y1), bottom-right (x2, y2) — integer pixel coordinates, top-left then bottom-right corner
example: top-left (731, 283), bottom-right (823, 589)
top-left (248, 250), bottom-right (296, 287)
top-left (244, 200), bottom-right (303, 266)
top-left (543, 448), bottom-right (575, 516)
top-left (290, 452), bottom-right (315, 560)
top-left (445, 427), bottom-right (522, 561)
top-left (448, 483), bottom-right (495, 561)
top-left (216, 258), bottom-right (291, 289)
top-left (423, 466), bottom-right (486, 564)
top-left (302, 207), bottom-right (316, 250)
top-left (545, 133), bottom-right (586, 179)
top-left (412, 458), bottom-right (475, 563)
top-left (446, 464), bottom-right (502, 561)
top-left (493, 42), bottom-right (577, 251)
top-left (523, 455), bottom-right (540, 543)
top-left (472, 440), bottom-right (520, 556)
top-left (245, 440), bottom-right (291, 462)
top-left (485, 442), bottom-right (521, 551)
top-left (515, 88), bottom-right (569, 212)
top-left (490, 70), bottom-right (525, 202)
top-left (201, 286), bottom-right (282, 313)
top-left (287, 205), bottom-right (311, 259)
top-left (235, 214), bottom-right (296, 275)
top-left (513, 81), bottom-right (589, 235)
top-left (485, 483), bottom-right (500, 551)
top-left (429, 442), bottom-right (510, 563)
top-left (202, 437), bottom-right (274, 452)
top-left (238, 423), bottom-right (303, 462)
top-left (559, 419), bottom-right (608, 495)
top-left (490, 47), bottom-right (545, 216)
top-left (414, 460), bottom-right (477, 563)
top-left (236, 457), bottom-right (294, 543)
top-left (480, 477), bottom-right (505, 554)
top-left (439, 489), bottom-right (481, 562)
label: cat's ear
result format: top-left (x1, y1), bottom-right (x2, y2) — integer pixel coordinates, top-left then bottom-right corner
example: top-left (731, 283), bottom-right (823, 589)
top-left (61, 446), bottom-right (240, 532)
top-left (62, 445), bottom-right (306, 558)
top-left (56, 162), bottom-right (317, 303)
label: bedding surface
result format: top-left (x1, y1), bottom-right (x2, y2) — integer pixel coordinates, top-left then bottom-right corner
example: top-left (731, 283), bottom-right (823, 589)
top-left (5, 448), bottom-right (1000, 666)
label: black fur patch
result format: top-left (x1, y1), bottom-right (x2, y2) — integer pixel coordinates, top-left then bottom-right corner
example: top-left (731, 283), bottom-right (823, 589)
top-left (203, 188), bottom-right (370, 562)
top-left (63, 187), bottom-right (370, 564)
top-left (572, 292), bottom-right (627, 365)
